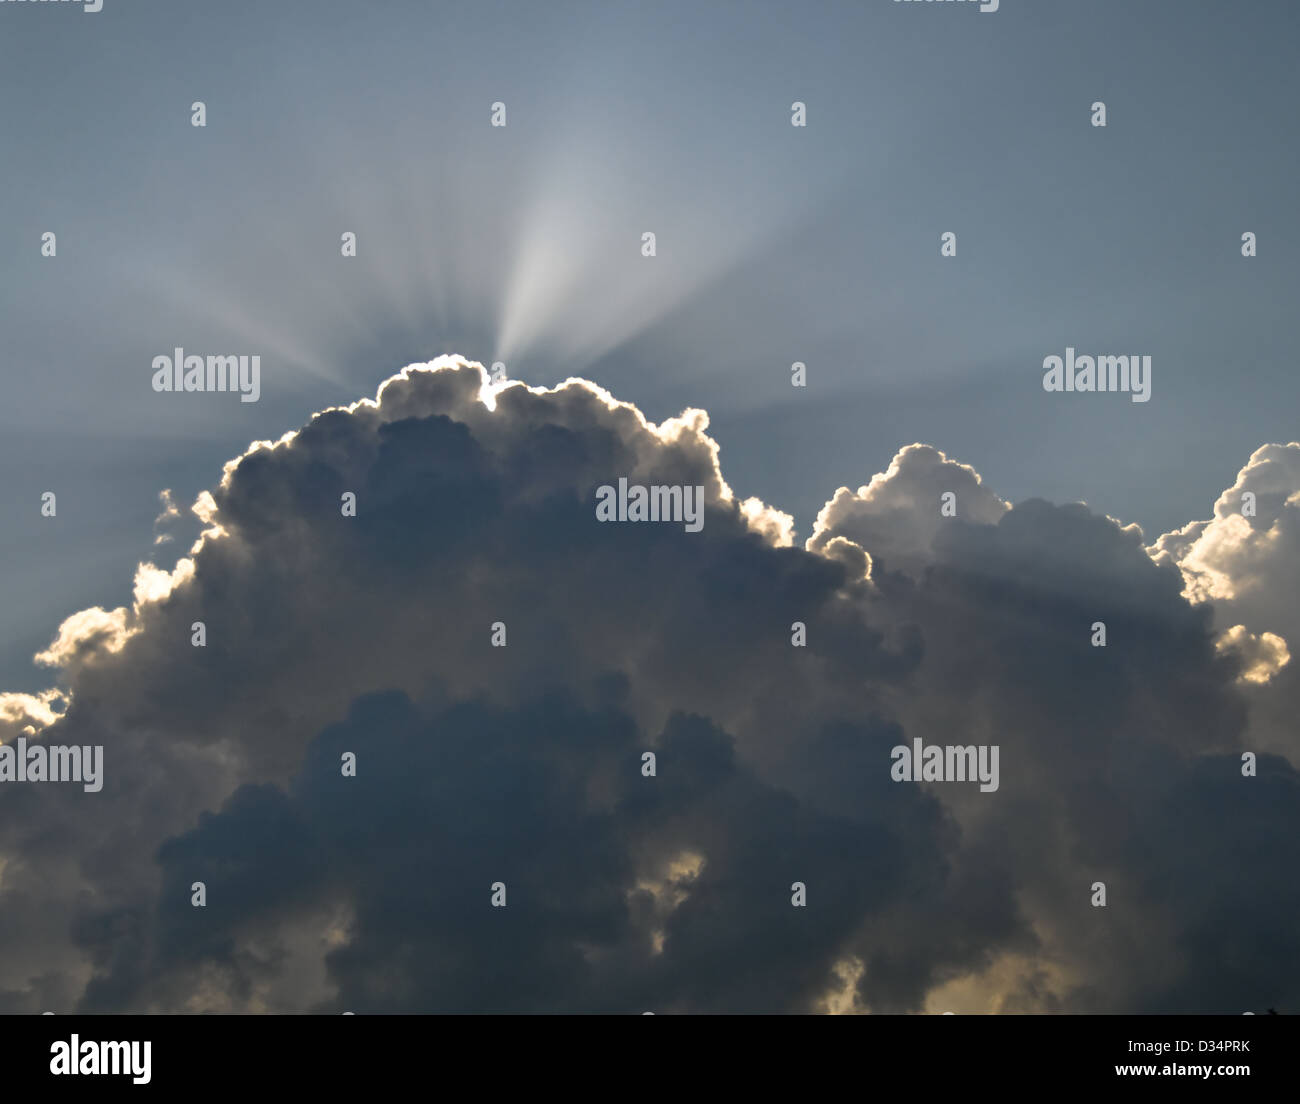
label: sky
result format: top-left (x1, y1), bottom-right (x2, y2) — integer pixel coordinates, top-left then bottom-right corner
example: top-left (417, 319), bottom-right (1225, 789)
top-left (0, 0), bottom-right (1297, 1013)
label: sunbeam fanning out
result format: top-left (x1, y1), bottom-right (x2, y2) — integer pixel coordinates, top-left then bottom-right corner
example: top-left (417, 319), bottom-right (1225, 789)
top-left (3, 1), bottom-right (1300, 1059)
top-left (493, 141), bottom-right (821, 370)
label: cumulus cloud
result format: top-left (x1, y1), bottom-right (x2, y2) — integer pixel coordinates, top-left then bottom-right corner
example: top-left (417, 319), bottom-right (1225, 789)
top-left (1151, 442), bottom-right (1300, 764)
top-left (0, 689), bottom-right (66, 736)
top-left (1, 357), bottom-right (1297, 1014)
top-left (1151, 442), bottom-right (1300, 628)
top-left (1215, 625), bottom-right (1290, 686)
top-left (807, 444), bottom-right (1009, 578)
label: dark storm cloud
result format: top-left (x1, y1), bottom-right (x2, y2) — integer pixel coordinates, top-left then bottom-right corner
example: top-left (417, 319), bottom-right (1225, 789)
top-left (94, 692), bottom-right (958, 1013)
top-left (1, 359), bottom-right (1296, 1012)
top-left (846, 494), bottom-right (1297, 1012)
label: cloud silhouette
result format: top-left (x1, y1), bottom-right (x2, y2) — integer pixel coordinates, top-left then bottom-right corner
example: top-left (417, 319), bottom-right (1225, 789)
top-left (1, 357), bottom-right (1296, 1013)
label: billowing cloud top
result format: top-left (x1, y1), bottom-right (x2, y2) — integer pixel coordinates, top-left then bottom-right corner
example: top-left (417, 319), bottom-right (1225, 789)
top-left (0, 358), bottom-right (1296, 1014)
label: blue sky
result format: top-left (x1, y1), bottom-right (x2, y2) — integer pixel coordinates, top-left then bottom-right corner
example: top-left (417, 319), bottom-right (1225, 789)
top-left (2, 1), bottom-right (1300, 1015)
top-left (3, 0), bottom-right (1298, 689)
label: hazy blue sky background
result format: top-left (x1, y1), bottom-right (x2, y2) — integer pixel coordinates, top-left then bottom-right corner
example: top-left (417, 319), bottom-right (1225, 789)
top-left (2, 0), bottom-right (1297, 692)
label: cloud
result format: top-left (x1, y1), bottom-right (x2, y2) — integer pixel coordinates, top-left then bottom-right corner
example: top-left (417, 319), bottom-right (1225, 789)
top-left (1151, 442), bottom-right (1300, 629)
top-left (33, 607), bottom-right (132, 669)
top-left (1151, 443), bottom-right (1300, 765)
top-left (807, 444), bottom-right (1009, 578)
top-left (152, 489), bottom-right (182, 546)
top-left (1, 357), bottom-right (1297, 1013)
top-left (1215, 625), bottom-right (1290, 685)
top-left (0, 689), bottom-right (66, 736)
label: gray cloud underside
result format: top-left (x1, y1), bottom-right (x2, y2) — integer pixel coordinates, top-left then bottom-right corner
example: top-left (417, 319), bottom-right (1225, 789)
top-left (1, 359), bottom-right (1296, 1013)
